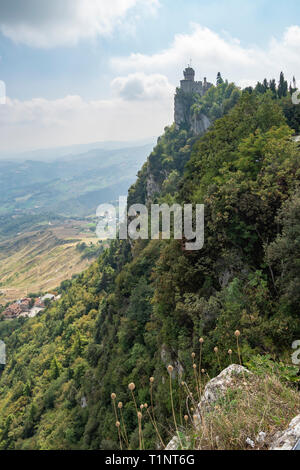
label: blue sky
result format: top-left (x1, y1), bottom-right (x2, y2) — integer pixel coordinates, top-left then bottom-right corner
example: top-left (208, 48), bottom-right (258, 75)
top-left (2, 0), bottom-right (300, 100)
top-left (0, 0), bottom-right (299, 153)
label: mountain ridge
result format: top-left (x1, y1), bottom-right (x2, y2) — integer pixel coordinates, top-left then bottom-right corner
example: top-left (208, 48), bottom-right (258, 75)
top-left (0, 76), bottom-right (300, 450)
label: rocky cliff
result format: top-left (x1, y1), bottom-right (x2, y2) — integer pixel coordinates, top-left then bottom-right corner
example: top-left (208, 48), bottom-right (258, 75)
top-left (174, 67), bottom-right (212, 135)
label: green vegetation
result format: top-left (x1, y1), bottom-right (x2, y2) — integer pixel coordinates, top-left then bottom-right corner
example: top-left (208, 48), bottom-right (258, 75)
top-left (187, 356), bottom-right (299, 450)
top-left (128, 124), bottom-right (197, 205)
top-left (192, 79), bottom-right (241, 122)
top-left (0, 224), bottom-right (100, 305)
top-left (0, 75), bottom-right (299, 450)
top-left (76, 241), bottom-right (104, 260)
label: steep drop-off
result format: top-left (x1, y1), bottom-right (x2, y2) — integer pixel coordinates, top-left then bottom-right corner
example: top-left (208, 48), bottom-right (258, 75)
top-left (0, 84), bottom-right (300, 450)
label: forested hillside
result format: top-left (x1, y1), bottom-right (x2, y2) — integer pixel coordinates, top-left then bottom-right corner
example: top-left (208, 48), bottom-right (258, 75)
top-left (0, 77), bottom-right (300, 450)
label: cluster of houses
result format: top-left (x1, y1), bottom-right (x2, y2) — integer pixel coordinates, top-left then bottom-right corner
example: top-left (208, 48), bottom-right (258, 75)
top-left (1, 293), bottom-right (61, 320)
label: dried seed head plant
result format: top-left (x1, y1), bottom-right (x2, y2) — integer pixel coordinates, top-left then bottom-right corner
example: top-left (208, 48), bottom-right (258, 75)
top-left (117, 401), bottom-right (129, 448)
top-left (137, 411), bottom-right (143, 450)
top-left (167, 365), bottom-right (183, 449)
top-left (148, 375), bottom-right (165, 448)
top-left (235, 331), bottom-right (242, 366)
top-left (214, 346), bottom-right (222, 371)
top-left (198, 337), bottom-right (204, 396)
top-left (111, 393), bottom-right (122, 450)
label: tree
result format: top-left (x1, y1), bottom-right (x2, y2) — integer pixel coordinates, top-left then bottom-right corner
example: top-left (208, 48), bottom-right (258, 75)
top-left (72, 330), bottom-right (84, 357)
top-left (216, 72), bottom-right (224, 86)
top-left (50, 355), bottom-right (61, 380)
top-left (293, 76), bottom-right (297, 89)
top-left (278, 72), bottom-right (288, 98)
top-left (23, 404), bottom-right (37, 438)
top-left (269, 79), bottom-right (277, 96)
top-left (266, 190), bottom-right (300, 310)
top-left (263, 78), bottom-right (269, 92)
top-left (0, 415), bottom-right (13, 449)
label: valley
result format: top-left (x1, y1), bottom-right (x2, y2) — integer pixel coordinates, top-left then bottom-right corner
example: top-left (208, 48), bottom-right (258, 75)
top-left (0, 218), bottom-right (100, 305)
top-left (0, 143), bottom-right (153, 218)
top-left (0, 142), bottom-right (153, 306)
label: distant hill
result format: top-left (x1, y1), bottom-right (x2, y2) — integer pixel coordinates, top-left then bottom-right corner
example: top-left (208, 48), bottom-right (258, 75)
top-left (0, 138), bottom-right (156, 162)
top-left (0, 220), bottom-right (101, 305)
top-left (0, 141), bottom-right (154, 303)
top-left (0, 143), bottom-right (154, 218)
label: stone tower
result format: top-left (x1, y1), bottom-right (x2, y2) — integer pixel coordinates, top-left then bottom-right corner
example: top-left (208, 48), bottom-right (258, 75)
top-left (174, 66), bottom-right (212, 134)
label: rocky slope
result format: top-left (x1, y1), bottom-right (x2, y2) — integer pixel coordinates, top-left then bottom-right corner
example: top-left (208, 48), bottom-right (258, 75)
top-left (0, 79), bottom-right (300, 450)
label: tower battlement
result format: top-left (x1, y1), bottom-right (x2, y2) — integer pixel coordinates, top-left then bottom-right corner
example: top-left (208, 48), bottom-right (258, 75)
top-left (179, 66), bottom-right (211, 95)
top-left (183, 66), bottom-right (195, 81)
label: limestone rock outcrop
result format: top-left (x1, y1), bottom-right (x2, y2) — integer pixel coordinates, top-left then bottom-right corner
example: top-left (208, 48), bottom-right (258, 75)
top-left (200, 364), bottom-right (251, 409)
top-left (269, 415), bottom-right (300, 450)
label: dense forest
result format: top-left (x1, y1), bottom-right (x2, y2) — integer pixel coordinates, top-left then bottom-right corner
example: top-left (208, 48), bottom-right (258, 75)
top-left (0, 73), bottom-right (300, 450)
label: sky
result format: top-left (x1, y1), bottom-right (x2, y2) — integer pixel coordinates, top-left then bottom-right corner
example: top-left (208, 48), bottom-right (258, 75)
top-left (0, 0), bottom-right (300, 154)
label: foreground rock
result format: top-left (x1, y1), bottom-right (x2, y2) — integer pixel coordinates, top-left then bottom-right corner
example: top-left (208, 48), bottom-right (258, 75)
top-left (166, 365), bottom-right (251, 450)
top-left (200, 364), bottom-right (251, 409)
top-left (269, 414), bottom-right (300, 450)
top-left (165, 436), bottom-right (181, 451)
top-left (165, 435), bottom-right (191, 450)
top-left (165, 364), bottom-right (300, 451)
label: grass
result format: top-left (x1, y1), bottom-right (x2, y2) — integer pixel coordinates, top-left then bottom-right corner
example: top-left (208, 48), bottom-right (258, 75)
top-left (0, 224), bottom-right (98, 305)
top-left (109, 336), bottom-right (300, 451)
top-left (190, 370), bottom-right (300, 450)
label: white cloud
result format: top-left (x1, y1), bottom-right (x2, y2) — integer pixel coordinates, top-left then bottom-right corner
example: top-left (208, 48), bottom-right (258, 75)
top-left (1, 24), bottom-right (300, 153)
top-left (0, 0), bottom-right (159, 47)
top-left (111, 24), bottom-right (300, 87)
top-left (0, 92), bottom-right (172, 153)
top-left (111, 73), bottom-right (173, 100)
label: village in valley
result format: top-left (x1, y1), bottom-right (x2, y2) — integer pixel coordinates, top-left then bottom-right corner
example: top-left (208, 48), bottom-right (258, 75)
top-left (1, 293), bottom-right (61, 320)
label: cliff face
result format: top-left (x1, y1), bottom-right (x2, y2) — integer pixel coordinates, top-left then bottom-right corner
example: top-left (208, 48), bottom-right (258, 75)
top-left (128, 124), bottom-right (198, 206)
top-left (146, 167), bottom-right (163, 202)
top-left (140, 70), bottom-right (213, 204)
top-left (190, 112), bottom-right (211, 135)
top-left (174, 67), bottom-right (212, 136)
top-left (174, 91), bottom-right (211, 135)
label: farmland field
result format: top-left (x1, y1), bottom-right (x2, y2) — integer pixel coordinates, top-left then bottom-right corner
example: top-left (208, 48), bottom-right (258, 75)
top-left (0, 219), bottom-right (102, 305)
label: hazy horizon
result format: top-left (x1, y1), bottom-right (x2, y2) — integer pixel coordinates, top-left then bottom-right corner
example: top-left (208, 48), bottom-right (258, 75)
top-left (0, 0), bottom-right (300, 154)
top-left (0, 137), bottom-right (157, 162)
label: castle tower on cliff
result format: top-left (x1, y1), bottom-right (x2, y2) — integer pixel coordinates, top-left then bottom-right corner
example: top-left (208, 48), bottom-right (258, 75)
top-left (174, 66), bottom-right (212, 134)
